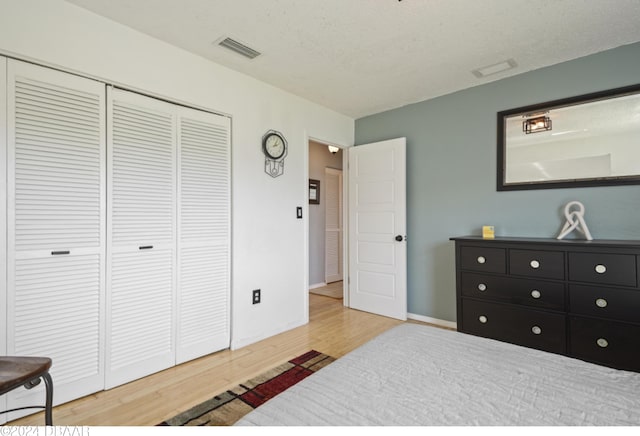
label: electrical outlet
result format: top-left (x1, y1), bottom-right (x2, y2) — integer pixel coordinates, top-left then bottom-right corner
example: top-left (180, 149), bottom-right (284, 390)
top-left (252, 289), bottom-right (261, 304)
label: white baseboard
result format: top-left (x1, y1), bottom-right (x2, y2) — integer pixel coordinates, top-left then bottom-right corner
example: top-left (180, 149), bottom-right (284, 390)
top-left (408, 312), bottom-right (457, 330)
top-left (308, 282), bottom-right (327, 290)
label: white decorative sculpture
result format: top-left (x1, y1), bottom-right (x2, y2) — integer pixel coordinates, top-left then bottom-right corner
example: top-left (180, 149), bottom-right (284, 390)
top-left (557, 201), bottom-right (593, 241)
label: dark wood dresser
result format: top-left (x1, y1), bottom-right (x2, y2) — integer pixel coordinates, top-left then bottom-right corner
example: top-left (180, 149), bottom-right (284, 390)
top-left (451, 236), bottom-right (640, 372)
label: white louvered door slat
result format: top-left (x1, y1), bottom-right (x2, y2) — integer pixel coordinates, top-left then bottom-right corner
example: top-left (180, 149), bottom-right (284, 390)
top-left (6, 59), bottom-right (106, 417)
top-left (106, 88), bottom-right (177, 388)
top-left (325, 168), bottom-right (343, 284)
top-left (177, 108), bottom-right (230, 363)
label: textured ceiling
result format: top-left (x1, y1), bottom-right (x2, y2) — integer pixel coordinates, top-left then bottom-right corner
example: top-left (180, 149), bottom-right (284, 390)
top-left (65, 0), bottom-right (640, 118)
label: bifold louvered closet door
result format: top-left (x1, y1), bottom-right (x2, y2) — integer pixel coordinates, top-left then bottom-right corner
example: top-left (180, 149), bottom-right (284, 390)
top-left (3, 58), bottom-right (231, 417)
top-left (0, 56), bottom-right (7, 424)
top-left (5, 59), bottom-right (107, 414)
top-left (106, 89), bottom-right (177, 388)
top-left (106, 89), bottom-right (231, 387)
top-left (177, 107), bottom-right (230, 363)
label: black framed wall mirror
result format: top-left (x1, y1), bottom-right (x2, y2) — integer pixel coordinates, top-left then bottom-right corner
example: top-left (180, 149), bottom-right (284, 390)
top-left (497, 84), bottom-right (640, 191)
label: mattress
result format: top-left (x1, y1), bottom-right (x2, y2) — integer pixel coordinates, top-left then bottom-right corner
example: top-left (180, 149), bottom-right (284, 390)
top-left (236, 323), bottom-right (640, 426)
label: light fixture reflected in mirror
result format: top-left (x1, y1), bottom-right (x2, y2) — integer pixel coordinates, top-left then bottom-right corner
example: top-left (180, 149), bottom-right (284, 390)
top-left (327, 145), bottom-right (339, 154)
top-left (523, 114), bottom-right (552, 134)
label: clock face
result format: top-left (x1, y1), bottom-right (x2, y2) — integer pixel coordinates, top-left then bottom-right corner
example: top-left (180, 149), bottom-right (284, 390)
top-left (263, 133), bottom-right (286, 160)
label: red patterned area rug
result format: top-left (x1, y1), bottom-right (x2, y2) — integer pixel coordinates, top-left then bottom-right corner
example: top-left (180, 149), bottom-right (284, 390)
top-left (159, 350), bottom-right (335, 426)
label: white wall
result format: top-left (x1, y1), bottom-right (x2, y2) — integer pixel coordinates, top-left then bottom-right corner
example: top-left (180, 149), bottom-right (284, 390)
top-left (0, 0), bottom-right (354, 349)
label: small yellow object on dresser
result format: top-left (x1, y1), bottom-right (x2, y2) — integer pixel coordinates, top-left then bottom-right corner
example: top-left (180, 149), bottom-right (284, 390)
top-left (482, 226), bottom-right (495, 239)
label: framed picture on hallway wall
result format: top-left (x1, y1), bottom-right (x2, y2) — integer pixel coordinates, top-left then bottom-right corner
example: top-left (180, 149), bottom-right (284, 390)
top-left (309, 179), bottom-right (320, 204)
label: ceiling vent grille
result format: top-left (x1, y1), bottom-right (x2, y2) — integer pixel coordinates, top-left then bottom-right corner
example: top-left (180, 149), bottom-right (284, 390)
top-left (472, 59), bottom-right (517, 78)
top-left (218, 37), bottom-right (261, 59)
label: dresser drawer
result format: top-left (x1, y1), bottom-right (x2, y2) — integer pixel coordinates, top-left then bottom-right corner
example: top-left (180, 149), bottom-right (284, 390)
top-left (569, 316), bottom-right (640, 372)
top-left (460, 246), bottom-right (505, 274)
top-left (509, 249), bottom-right (564, 279)
top-left (568, 252), bottom-right (637, 287)
top-left (461, 272), bottom-right (565, 310)
top-left (569, 284), bottom-right (640, 324)
top-left (462, 299), bottom-right (566, 354)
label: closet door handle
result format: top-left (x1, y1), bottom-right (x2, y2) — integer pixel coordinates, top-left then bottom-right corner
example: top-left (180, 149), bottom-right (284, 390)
top-left (139, 245), bottom-right (154, 250)
top-left (51, 250), bottom-right (70, 255)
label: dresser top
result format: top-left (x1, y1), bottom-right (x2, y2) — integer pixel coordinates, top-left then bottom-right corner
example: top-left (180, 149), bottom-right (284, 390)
top-left (450, 235), bottom-right (640, 248)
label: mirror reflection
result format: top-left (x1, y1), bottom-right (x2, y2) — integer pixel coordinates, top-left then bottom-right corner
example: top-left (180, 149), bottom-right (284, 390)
top-left (498, 85), bottom-right (640, 190)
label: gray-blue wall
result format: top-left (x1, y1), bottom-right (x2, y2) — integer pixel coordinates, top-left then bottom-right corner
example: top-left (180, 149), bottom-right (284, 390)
top-left (355, 42), bottom-right (640, 323)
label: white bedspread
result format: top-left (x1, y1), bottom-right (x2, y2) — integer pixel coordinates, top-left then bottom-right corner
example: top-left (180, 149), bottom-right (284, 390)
top-left (236, 323), bottom-right (640, 426)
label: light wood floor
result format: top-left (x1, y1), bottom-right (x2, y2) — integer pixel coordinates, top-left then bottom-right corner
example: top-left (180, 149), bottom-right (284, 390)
top-left (9, 293), bottom-right (411, 426)
top-left (309, 281), bottom-right (343, 299)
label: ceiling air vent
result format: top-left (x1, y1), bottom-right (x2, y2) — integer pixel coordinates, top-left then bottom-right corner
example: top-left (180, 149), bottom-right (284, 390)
top-left (218, 37), bottom-right (261, 59)
top-left (472, 59), bottom-right (517, 78)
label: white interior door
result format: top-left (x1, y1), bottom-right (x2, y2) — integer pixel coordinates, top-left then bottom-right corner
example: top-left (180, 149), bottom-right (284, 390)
top-left (106, 88), bottom-right (177, 388)
top-left (348, 138), bottom-right (406, 320)
top-left (6, 59), bottom-right (107, 413)
top-left (0, 55), bottom-right (7, 425)
top-left (325, 168), bottom-right (343, 284)
top-left (176, 107), bottom-right (231, 363)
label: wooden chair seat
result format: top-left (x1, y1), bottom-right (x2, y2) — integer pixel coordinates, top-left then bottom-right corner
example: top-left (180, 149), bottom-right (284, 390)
top-left (0, 356), bottom-right (53, 425)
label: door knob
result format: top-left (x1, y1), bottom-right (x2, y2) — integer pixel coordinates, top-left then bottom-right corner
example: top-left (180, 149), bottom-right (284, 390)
top-left (395, 235), bottom-right (404, 242)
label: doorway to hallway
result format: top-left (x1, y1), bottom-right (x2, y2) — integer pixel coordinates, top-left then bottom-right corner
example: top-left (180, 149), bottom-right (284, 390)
top-left (308, 140), bottom-right (344, 299)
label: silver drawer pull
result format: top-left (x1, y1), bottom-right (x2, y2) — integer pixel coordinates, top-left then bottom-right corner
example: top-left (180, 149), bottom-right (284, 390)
top-left (531, 325), bottom-right (542, 335)
top-left (477, 256), bottom-right (486, 264)
top-left (530, 260), bottom-right (540, 269)
top-left (597, 338), bottom-right (609, 348)
top-left (530, 290), bottom-right (541, 299)
top-left (595, 264), bottom-right (607, 274)
top-left (478, 283), bottom-right (487, 292)
top-left (478, 315), bottom-right (488, 324)
top-left (595, 298), bottom-right (608, 308)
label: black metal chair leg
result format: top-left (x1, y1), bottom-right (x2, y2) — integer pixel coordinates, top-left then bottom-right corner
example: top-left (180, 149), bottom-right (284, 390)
top-left (42, 372), bottom-right (53, 426)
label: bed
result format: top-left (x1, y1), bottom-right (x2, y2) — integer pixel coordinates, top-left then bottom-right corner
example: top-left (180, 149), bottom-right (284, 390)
top-left (236, 323), bottom-right (640, 426)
